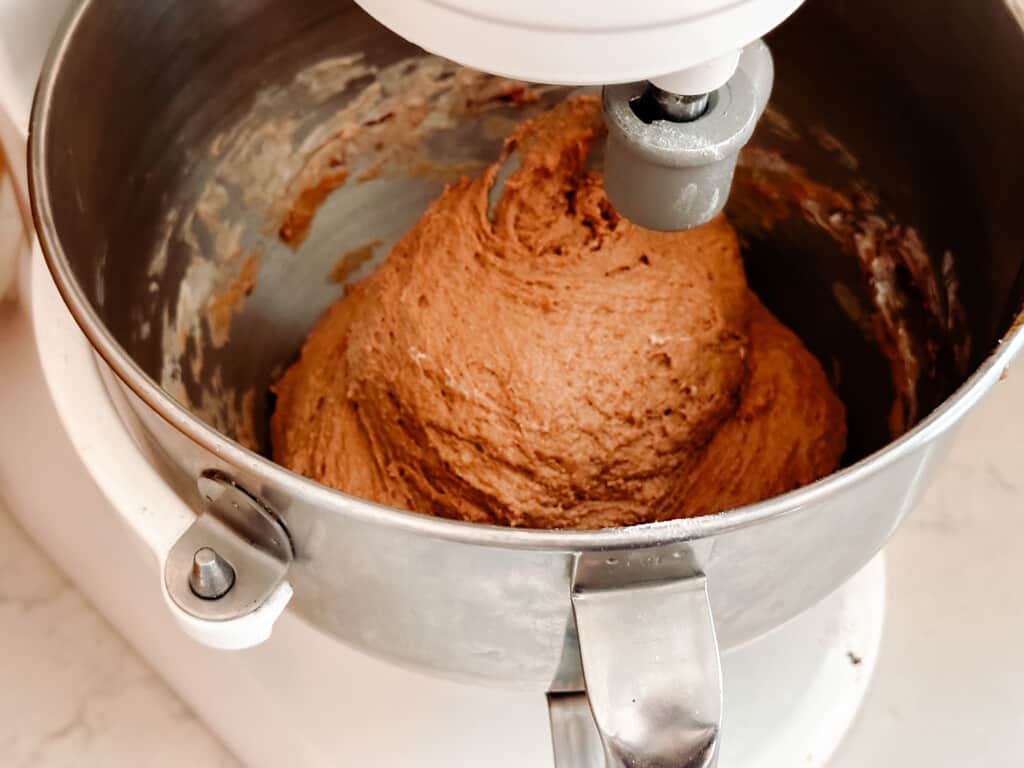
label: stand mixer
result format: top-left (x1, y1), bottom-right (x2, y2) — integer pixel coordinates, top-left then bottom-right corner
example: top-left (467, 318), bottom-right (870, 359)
top-left (354, 0), bottom-right (792, 232)
top-left (20, 0), bottom-right (1024, 766)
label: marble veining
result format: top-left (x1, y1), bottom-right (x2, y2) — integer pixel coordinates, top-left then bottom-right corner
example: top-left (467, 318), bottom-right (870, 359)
top-left (0, 499), bottom-right (240, 768)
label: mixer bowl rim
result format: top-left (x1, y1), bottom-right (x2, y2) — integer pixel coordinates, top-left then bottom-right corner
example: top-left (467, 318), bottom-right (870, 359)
top-left (28, 0), bottom-right (1024, 553)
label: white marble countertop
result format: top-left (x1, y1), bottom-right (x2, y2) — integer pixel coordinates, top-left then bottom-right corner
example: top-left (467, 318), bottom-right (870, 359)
top-left (0, 496), bottom-right (240, 768)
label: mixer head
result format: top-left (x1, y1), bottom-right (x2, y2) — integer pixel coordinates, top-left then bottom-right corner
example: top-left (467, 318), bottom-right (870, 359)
top-left (352, 0), bottom-right (800, 229)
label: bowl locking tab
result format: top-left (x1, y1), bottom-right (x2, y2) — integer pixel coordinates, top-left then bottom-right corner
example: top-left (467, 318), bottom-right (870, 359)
top-left (164, 470), bottom-right (293, 624)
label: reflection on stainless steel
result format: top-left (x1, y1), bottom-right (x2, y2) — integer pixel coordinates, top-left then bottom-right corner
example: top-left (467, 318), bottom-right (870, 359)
top-left (29, 0), bottom-right (1024, 764)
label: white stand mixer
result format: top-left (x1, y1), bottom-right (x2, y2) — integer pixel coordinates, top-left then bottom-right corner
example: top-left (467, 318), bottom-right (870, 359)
top-left (0, 1), bottom-right (887, 766)
top-left (12, 0), bottom-right (1024, 766)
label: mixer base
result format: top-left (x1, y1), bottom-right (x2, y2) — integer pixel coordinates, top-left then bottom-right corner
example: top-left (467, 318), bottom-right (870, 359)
top-left (720, 555), bottom-right (885, 767)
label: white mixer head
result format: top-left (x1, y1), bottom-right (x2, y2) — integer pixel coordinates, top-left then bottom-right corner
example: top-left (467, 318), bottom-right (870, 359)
top-left (352, 0), bottom-right (805, 92)
top-left (353, 0), bottom-right (804, 231)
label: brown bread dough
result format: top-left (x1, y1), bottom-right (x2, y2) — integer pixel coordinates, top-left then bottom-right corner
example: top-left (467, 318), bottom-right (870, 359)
top-left (270, 96), bottom-right (846, 528)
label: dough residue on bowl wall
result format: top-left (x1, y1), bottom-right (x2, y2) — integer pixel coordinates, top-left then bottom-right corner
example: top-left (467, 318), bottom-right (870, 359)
top-left (731, 139), bottom-right (971, 435)
top-left (149, 53), bottom-right (561, 444)
top-left (206, 251), bottom-right (260, 348)
top-left (327, 240), bottom-right (382, 285)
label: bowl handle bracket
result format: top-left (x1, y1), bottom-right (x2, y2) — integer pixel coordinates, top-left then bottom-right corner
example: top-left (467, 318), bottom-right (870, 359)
top-left (161, 470), bottom-right (294, 649)
top-left (549, 548), bottom-right (722, 767)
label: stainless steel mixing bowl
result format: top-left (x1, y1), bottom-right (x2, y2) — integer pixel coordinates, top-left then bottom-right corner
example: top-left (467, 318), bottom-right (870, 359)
top-left (29, 0), bottom-right (1024, 765)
